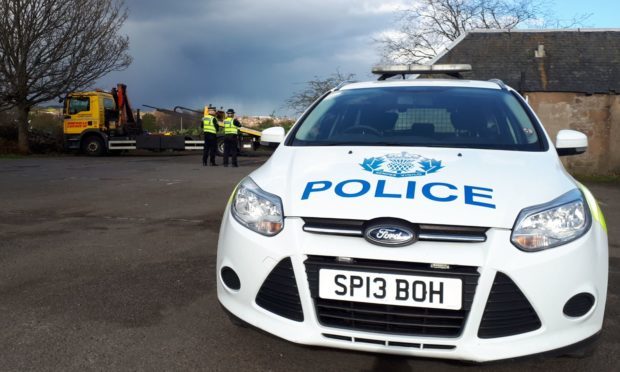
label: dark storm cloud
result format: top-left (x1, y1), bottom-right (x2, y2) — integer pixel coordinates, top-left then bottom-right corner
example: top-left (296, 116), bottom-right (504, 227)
top-left (97, 0), bottom-right (401, 116)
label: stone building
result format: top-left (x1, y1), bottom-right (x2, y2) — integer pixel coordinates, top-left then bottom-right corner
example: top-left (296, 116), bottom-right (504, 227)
top-left (431, 29), bottom-right (620, 176)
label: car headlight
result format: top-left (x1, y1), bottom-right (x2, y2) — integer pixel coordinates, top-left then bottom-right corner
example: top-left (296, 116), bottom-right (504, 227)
top-left (511, 189), bottom-right (591, 251)
top-left (231, 177), bottom-right (284, 236)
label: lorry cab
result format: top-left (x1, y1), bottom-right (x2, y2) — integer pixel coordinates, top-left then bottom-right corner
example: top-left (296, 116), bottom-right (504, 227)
top-left (64, 91), bottom-right (116, 134)
top-left (63, 91), bottom-right (113, 155)
top-left (63, 84), bottom-right (141, 155)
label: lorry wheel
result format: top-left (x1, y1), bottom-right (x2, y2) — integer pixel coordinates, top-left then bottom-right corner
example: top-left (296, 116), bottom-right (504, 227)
top-left (82, 136), bottom-right (105, 156)
top-left (217, 138), bottom-right (225, 157)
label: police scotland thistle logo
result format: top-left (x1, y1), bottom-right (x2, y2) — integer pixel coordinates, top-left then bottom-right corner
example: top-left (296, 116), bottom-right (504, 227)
top-left (360, 152), bottom-right (444, 177)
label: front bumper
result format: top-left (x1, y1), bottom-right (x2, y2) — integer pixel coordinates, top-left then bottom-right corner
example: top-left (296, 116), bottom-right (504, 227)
top-left (216, 207), bottom-right (608, 362)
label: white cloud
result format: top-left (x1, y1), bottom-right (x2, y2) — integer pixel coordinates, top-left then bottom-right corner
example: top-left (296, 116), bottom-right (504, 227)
top-left (351, 0), bottom-right (408, 15)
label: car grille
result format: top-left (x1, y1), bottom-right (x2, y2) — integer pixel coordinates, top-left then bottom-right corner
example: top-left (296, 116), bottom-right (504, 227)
top-left (478, 272), bottom-right (541, 338)
top-left (302, 217), bottom-right (488, 243)
top-left (304, 255), bottom-right (480, 337)
top-left (255, 257), bottom-right (304, 322)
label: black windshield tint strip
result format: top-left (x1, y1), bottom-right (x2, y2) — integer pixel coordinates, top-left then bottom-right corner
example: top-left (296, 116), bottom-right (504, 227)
top-left (509, 90), bottom-right (549, 151)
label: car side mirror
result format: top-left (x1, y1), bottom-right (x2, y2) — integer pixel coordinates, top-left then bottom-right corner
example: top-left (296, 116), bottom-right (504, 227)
top-left (555, 129), bottom-right (588, 156)
top-left (260, 126), bottom-right (286, 147)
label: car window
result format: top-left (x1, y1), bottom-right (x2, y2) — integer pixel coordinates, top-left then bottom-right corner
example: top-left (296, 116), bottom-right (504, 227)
top-left (290, 86), bottom-right (544, 151)
top-left (69, 97), bottom-right (91, 115)
top-left (103, 98), bottom-right (116, 111)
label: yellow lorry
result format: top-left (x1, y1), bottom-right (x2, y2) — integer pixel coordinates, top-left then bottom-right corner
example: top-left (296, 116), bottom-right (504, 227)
top-left (63, 84), bottom-right (262, 156)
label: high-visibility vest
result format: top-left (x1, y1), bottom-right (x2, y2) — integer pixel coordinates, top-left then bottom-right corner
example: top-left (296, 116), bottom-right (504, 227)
top-left (202, 115), bottom-right (217, 134)
top-left (223, 117), bottom-right (238, 135)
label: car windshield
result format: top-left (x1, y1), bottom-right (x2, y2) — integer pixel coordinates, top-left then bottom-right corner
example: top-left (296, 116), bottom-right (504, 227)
top-left (290, 86), bottom-right (544, 151)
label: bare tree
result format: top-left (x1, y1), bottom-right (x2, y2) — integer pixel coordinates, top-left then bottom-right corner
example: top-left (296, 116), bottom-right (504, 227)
top-left (378, 0), bottom-right (590, 64)
top-left (285, 71), bottom-right (355, 115)
top-left (0, 0), bottom-right (131, 153)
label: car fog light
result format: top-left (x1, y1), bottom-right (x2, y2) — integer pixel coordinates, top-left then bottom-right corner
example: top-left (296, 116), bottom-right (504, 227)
top-left (563, 293), bottom-right (595, 317)
top-left (221, 266), bottom-right (241, 290)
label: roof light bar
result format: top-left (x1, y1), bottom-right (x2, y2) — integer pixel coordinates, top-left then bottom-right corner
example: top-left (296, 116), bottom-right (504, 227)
top-left (372, 64), bottom-right (472, 80)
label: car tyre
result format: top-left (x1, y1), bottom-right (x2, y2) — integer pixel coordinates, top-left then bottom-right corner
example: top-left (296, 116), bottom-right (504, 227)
top-left (216, 137), bottom-right (225, 157)
top-left (81, 136), bottom-right (105, 156)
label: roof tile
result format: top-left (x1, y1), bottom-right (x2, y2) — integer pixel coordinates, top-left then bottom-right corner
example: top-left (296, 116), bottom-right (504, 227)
top-left (435, 30), bottom-right (620, 93)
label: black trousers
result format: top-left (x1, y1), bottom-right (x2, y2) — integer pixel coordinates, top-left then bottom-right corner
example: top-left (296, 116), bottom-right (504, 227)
top-left (203, 133), bottom-right (218, 165)
top-left (223, 134), bottom-right (238, 166)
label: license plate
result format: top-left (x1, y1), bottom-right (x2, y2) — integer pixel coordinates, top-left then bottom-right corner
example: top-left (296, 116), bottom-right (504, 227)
top-left (318, 269), bottom-right (462, 310)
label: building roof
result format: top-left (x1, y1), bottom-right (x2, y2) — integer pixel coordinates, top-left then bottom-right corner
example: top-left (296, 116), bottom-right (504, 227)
top-left (432, 29), bottom-right (620, 94)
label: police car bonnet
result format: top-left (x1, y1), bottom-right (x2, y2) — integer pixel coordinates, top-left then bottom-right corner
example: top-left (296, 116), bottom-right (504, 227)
top-left (250, 147), bottom-right (576, 229)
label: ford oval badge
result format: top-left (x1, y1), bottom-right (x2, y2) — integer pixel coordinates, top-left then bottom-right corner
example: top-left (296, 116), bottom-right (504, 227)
top-left (364, 222), bottom-right (417, 247)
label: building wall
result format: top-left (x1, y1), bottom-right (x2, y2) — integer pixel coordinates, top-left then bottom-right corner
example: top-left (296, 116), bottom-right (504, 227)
top-left (526, 92), bottom-right (620, 176)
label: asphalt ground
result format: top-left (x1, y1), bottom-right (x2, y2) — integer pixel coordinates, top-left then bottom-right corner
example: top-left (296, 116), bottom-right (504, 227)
top-left (0, 153), bottom-right (618, 371)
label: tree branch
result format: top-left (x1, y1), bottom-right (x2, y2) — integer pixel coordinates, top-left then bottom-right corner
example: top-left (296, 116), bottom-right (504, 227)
top-left (376, 0), bottom-right (589, 64)
top-left (0, 0), bottom-right (131, 152)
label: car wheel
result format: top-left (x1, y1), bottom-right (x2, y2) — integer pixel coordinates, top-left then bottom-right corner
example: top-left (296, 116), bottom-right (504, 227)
top-left (81, 136), bottom-right (105, 156)
top-left (217, 138), bottom-right (225, 157)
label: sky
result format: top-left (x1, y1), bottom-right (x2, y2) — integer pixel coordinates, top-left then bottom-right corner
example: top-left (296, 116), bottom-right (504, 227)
top-left (95, 0), bottom-right (619, 117)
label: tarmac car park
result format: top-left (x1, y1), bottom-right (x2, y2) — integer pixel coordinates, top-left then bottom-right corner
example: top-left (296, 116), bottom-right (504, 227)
top-left (216, 65), bottom-right (609, 362)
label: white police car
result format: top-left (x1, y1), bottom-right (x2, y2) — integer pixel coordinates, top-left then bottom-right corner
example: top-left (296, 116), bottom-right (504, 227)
top-left (216, 65), bottom-right (608, 362)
